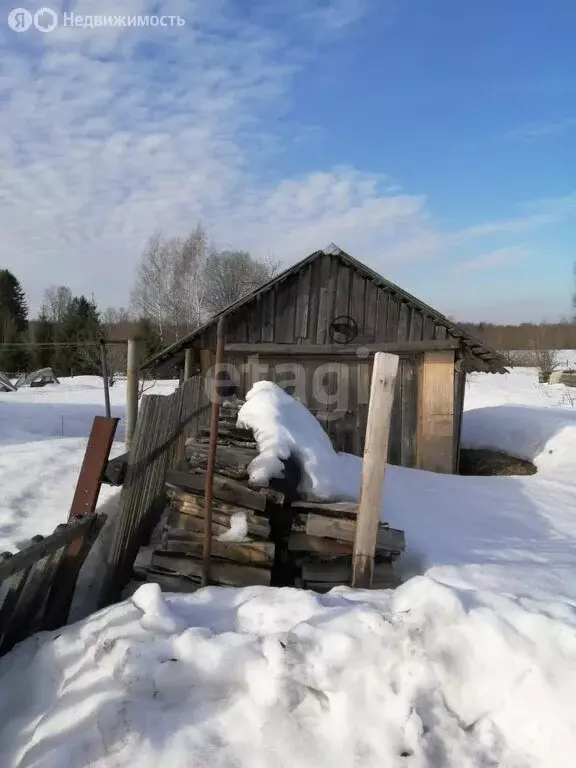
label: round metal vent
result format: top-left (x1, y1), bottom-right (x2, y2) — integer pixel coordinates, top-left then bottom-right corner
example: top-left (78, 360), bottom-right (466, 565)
top-left (329, 315), bottom-right (358, 344)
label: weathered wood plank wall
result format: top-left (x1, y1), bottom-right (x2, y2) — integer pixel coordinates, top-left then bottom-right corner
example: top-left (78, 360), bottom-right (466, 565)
top-left (191, 252), bottom-right (462, 469)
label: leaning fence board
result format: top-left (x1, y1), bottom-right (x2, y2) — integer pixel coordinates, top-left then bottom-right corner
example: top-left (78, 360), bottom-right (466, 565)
top-left (68, 416), bottom-right (118, 519)
top-left (0, 514), bottom-right (106, 655)
top-left (0, 541), bottom-right (66, 655)
top-left (43, 514), bottom-right (106, 631)
top-left (0, 516), bottom-right (97, 582)
top-left (102, 377), bottom-right (206, 603)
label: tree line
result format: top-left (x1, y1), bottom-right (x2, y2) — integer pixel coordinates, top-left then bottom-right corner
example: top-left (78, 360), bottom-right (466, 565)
top-left (459, 322), bottom-right (576, 352)
top-left (0, 224), bottom-right (278, 376)
top-left (4, 221), bottom-right (572, 379)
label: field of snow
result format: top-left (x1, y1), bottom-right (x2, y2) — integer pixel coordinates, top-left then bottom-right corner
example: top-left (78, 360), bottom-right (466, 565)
top-left (0, 376), bottom-right (177, 552)
top-left (1, 364), bottom-right (576, 767)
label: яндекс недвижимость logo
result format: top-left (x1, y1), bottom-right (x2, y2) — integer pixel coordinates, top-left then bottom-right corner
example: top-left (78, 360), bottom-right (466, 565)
top-left (8, 7), bottom-right (58, 32)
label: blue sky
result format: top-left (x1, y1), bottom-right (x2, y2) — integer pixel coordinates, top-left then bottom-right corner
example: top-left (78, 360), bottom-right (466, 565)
top-left (1, 0), bottom-right (574, 322)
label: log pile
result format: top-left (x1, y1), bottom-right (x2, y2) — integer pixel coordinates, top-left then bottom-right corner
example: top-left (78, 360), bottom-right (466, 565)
top-left (133, 396), bottom-right (406, 594)
top-left (289, 500), bottom-right (405, 592)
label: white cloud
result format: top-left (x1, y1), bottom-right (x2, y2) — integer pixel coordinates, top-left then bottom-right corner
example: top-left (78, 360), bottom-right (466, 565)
top-left (506, 117), bottom-right (576, 141)
top-left (0, 0), bottom-right (575, 321)
top-left (455, 246), bottom-right (528, 272)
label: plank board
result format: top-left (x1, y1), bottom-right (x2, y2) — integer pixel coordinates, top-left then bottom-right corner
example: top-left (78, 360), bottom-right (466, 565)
top-left (417, 350), bottom-right (455, 473)
top-left (162, 532), bottom-right (274, 565)
top-left (69, 417), bottom-right (119, 519)
top-left (166, 469), bottom-right (281, 510)
top-left (166, 508), bottom-right (270, 540)
top-left (150, 551), bottom-right (271, 587)
top-left (288, 533), bottom-right (352, 555)
top-left (306, 514), bottom-right (405, 553)
top-left (295, 265), bottom-right (312, 341)
top-left (290, 500), bottom-right (358, 519)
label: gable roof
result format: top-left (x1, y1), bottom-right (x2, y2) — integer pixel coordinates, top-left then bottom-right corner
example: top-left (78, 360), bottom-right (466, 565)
top-left (141, 244), bottom-right (506, 373)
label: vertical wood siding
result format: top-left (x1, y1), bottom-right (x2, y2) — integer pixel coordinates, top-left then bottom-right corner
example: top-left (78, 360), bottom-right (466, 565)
top-left (193, 252), bottom-right (460, 469)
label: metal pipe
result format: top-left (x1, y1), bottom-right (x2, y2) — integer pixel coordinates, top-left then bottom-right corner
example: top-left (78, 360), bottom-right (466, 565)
top-left (100, 339), bottom-right (111, 418)
top-left (126, 339), bottom-right (139, 450)
top-left (202, 317), bottom-right (226, 587)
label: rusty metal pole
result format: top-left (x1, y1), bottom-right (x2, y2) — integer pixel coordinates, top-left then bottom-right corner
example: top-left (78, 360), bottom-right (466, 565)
top-left (202, 317), bottom-right (226, 587)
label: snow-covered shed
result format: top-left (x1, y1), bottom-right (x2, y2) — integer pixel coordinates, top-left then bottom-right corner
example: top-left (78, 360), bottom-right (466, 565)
top-left (141, 245), bottom-right (506, 473)
top-left (14, 368), bottom-right (60, 389)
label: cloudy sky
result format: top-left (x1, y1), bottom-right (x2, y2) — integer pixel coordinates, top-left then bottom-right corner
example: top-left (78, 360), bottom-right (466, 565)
top-left (1, 0), bottom-right (574, 322)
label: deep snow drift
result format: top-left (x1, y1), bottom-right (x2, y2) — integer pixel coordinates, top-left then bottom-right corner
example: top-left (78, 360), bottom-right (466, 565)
top-left (1, 366), bottom-right (576, 767)
top-left (0, 579), bottom-right (575, 768)
top-left (239, 378), bottom-right (576, 603)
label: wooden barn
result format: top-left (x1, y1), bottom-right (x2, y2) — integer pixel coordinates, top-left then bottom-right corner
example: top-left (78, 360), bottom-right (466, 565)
top-left (141, 244), bottom-right (505, 474)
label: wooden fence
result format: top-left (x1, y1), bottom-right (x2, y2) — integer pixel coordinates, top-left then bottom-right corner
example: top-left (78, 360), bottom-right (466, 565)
top-left (100, 376), bottom-right (210, 605)
top-left (0, 513), bottom-right (105, 657)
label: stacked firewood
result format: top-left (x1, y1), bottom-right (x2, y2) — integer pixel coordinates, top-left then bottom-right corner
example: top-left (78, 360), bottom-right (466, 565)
top-left (133, 396), bottom-right (406, 593)
top-left (289, 500), bottom-right (405, 592)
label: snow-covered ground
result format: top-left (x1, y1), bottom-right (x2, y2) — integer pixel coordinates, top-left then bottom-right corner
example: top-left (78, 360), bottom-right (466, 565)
top-left (1, 365), bottom-right (576, 767)
top-left (0, 376), bottom-right (177, 552)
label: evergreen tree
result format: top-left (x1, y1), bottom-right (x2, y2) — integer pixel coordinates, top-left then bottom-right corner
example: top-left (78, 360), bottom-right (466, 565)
top-left (53, 295), bottom-right (101, 375)
top-left (31, 311), bottom-right (55, 369)
top-left (0, 269), bottom-right (29, 373)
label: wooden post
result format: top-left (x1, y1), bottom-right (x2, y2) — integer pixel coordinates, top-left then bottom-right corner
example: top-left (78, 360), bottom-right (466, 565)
top-left (100, 339), bottom-right (111, 418)
top-left (184, 348), bottom-right (193, 380)
top-left (416, 350), bottom-right (455, 473)
top-left (352, 352), bottom-right (399, 589)
top-left (202, 317), bottom-right (226, 587)
top-left (126, 339), bottom-right (139, 451)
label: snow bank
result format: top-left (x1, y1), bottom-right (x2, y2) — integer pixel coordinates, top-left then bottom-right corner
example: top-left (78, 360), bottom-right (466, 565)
top-left (463, 367), bottom-right (576, 470)
top-left (0, 579), bottom-right (574, 768)
top-left (462, 405), bottom-right (576, 470)
top-left (0, 376), bottom-right (176, 551)
top-left (238, 379), bottom-right (576, 603)
top-left (237, 380), bottom-right (361, 501)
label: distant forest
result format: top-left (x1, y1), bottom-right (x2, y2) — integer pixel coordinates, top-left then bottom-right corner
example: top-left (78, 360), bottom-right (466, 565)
top-left (458, 322), bottom-right (576, 351)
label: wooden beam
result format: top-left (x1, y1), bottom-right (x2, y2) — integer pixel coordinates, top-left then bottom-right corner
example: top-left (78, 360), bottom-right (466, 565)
top-left (125, 339), bottom-right (140, 450)
top-left (224, 340), bottom-right (460, 357)
top-left (352, 352), bottom-right (399, 588)
top-left (184, 348), bottom-right (194, 380)
top-left (69, 416), bottom-right (119, 519)
top-left (416, 350), bottom-right (455, 473)
top-left (166, 469), bottom-right (273, 511)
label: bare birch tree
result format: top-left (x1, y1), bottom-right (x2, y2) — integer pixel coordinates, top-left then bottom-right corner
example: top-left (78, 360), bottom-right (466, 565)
top-left (130, 232), bottom-right (175, 344)
top-left (203, 250), bottom-right (280, 315)
top-left (43, 285), bottom-right (72, 322)
top-left (131, 225), bottom-right (281, 340)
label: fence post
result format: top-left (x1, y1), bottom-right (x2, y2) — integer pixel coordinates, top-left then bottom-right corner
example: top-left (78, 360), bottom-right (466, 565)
top-left (184, 348), bottom-right (193, 380)
top-left (352, 352), bottom-right (399, 589)
top-left (202, 317), bottom-right (226, 587)
top-left (100, 339), bottom-right (111, 418)
top-left (126, 339), bottom-right (139, 450)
